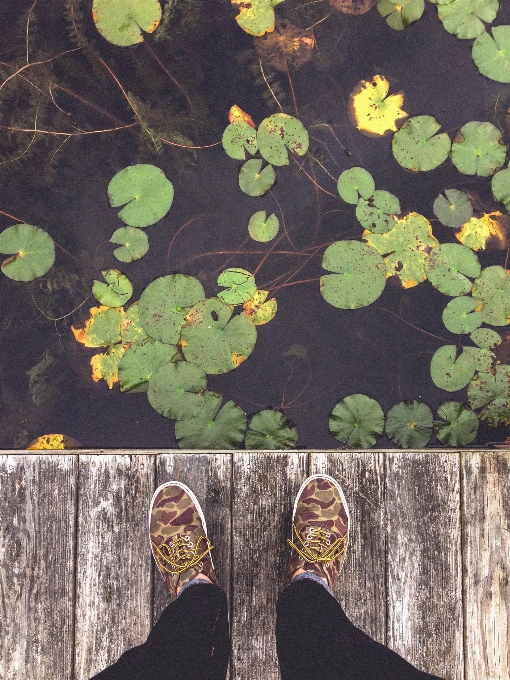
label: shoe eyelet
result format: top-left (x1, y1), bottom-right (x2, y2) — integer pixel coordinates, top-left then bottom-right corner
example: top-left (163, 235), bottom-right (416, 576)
top-left (326, 540), bottom-right (330, 545)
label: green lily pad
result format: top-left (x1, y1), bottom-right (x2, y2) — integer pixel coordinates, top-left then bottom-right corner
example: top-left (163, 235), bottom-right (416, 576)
top-left (472, 266), bottom-right (510, 325)
top-left (0, 224), bottom-right (55, 281)
top-left (377, 0), bottom-right (425, 30)
top-left (147, 360), bottom-right (207, 421)
top-left (139, 274), bottom-right (205, 344)
top-left (470, 327), bottom-right (502, 348)
top-left (110, 226), bottom-right (149, 263)
top-left (431, 345), bottom-right (476, 391)
top-left (108, 164), bottom-right (174, 227)
top-left (248, 211), bottom-right (280, 242)
top-left (72, 306), bottom-right (123, 348)
top-left (451, 121), bottom-right (506, 177)
top-left (492, 168), bottom-right (510, 209)
top-left (437, 0), bottom-right (498, 40)
top-left (385, 400), bottom-right (433, 448)
top-left (257, 114), bottom-right (309, 167)
top-left (92, 0), bottom-right (161, 46)
top-left (320, 240), bottom-right (386, 309)
top-left (232, 0), bottom-right (283, 36)
top-left (245, 409), bottom-right (298, 449)
top-left (121, 302), bottom-right (148, 344)
top-left (337, 167), bottom-right (375, 204)
top-left (434, 401), bottom-right (479, 445)
top-left (463, 346), bottom-right (495, 371)
top-left (356, 190), bottom-right (400, 234)
top-left (217, 268), bottom-right (257, 305)
top-left (329, 394), bottom-right (385, 448)
top-left (92, 269), bottom-right (133, 307)
top-left (175, 391), bottom-right (247, 449)
top-left (467, 364), bottom-right (510, 426)
top-left (119, 339), bottom-right (177, 393)
top-left (442, 296), bottom-right (483, 334)
top-left (181, 298), bottom-right (257, 374)
top-left (222, 121), bottom-right (258, 160)
top-left (239, 158), bottom-right (275, 196)
top-left (433, 189), bottom-right (473, 228)
top-left (472, 26), bottom-right (510, 83)
top-left (392, 115), bottom-right (451, 172)
top-left (426, 243), bottom-right (481, 297)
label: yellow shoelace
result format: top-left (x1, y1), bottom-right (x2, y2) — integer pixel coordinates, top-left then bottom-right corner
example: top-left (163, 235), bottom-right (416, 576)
top-left (151, 533), bottom-right (214, 575)
top-left (287, 522), bottom-right (347, 563)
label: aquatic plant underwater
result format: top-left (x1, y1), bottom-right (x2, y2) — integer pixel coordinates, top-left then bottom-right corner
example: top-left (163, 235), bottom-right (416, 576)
top-left (1, 0), bottom-right (510, 449)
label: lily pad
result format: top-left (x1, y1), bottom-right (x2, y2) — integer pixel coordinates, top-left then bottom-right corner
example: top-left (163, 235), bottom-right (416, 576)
top-left (463, 346), bottom-right (495, 371)
top-left (320, 240), bottom-right (387, 309)
top-left (139, 274), bottom-right (205, 344)
top-left (472, 266), bottom-right (510, 325)
top-left (492, 168), bottom-right (510, 209)
top-left (385, 400), bottom-right (433, 448)
top-left (242, 289), bottom-right (277, 325)
top-left (245, 409), bottom-right (298, 449)
top-left (217, 268), bottom-right (257, 305)
top-left (364, 212), bottom-right (439, 288)
top-left (455, 212), bottom-right (509, 251)
top-left (437, 0), bottom-right (498, 40)
top-left (430, 345), bottom-right (476, 391)
top-left (120, 302), bottom-right (148, 344)
top-left (231, 0), bottom-right (284, 36)
top-left (257, 114), bottom-right (309, 166)
top-left (426, 243), bottom-right (481, 296)
top-left (356, 190), bottom-right (400, 233)
top-left (92, 0), bottom-right (161, 46)
top-left (175, 391), bottom-right (247, 449)
top-left (434, 401), bottom-right (479, 445)
top-left (248, 210), bottom-right (280, 242)
top-left (442, 296), bottom-right (483, 334)
top-left (110, 226), bottom-right (149, 262)
top-left (72, 306), bottom-right (123, 348)
top-left (147, 360), bottom-right (207, 421)
top-left (472, 26), bottom-right (510, 83)
top-left (348, 75), bottom-right (408, 137)
top-left (222, 121), bottom-right (258, 160)
top-left (337, 167), bottom-right (375, 204)
top-left (467, 364), bottom-right (510, 426)
top-left (239, 158), bottom-right (275, 196)
top-left (92, 269), bottom-right (133, 308)
top-left (90, 343), bottom-right (126, 389)
top-left (470, 327), bottom-right (502, 348)
top-left (0, 224), bottom-right (55, 281)
top-left (108, 164), bottom-right (174, 227)
top-left (377, 0), bottom-right (425, 30)
top-left (329, 394), bottom-right (385, 448)
top-left (181, 298), bottom-right (257, 374)
top-left (392, 115), bottom-right (451, 171)
top-left (451, 121), bottom-right (506, 177)
top-left (119, 339), bottom-right (177, 393)
top-left (433, 189), bottom-right (473, 228)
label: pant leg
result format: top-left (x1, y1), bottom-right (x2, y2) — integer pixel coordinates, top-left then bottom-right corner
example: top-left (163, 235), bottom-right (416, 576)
top-left (276, 579), bottom-right (445, 680)
top-left (91, 583), bottom-right (230, 680)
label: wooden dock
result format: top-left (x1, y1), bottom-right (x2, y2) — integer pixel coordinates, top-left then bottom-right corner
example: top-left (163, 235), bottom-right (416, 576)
top-left (0, 450), bottom-right (509, 680)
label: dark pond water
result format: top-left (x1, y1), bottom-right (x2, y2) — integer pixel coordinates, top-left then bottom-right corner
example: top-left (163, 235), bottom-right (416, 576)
top-left (0, 0), bottom-right (509, 448)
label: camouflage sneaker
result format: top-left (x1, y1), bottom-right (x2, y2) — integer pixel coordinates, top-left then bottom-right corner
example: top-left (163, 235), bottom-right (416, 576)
top-left (149, 481), bottom-right (218, 597)
top-left (285, 474), bottom-right (350, 591)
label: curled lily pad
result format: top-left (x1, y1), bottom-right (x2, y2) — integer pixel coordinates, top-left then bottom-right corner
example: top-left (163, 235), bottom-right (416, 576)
top-left (245, 409), bottom-right (298, 449)
top-left (470, 327), bottom-right (502, 348)
top-left (437, 0), bottom-right (498, 40)
top-left (385, 400), bottom-right (433, 448)
top-left (492, 168), bottom-right (510, 209)
top-left (239, 158), bottom-right (275, 196)
top-left (472, 26), bottom-right (510, 83)
top-left (119, 339), bottom-right (177, 393)
top-left (175, 391), bottom-right (247, 449)
top-left (108, 164), bottom-right (174, 227)
top-left (442, 296), bottom-right (483, 334)
top-left (121, 302), bottom-right (148, 344)
top-left (90, 343), bottom-right (126, 389)
top-left (242, 289), bottom-right (277, 325)
top-left (248, 210), bottom-right (280, 242)
top-left (92, 0), bottom-right (161, 46)
top-left (468, 364), bottom-right (510, 426)
top-left (217, 268), bottom-right (257, 305)
top-left (329, 394), bottom-right (384, 448)
top-left (147, 360), bottom-right (207, 421)
top-left (472, 266), bottom-right (510, 325)
top-left (222, 121), bottom-right (258, 160)
top-left (72, 306), bottom-right (123, 348)
top-left (451, 122), bottom-right (506, 177)
top-left (433, 189), bottom-right (473, 228)
top-left (455, 212), bottom-right (509, 251)
top-left (110, 226), bottom-right (149, 263)
top-left (320, 240), bottom-right (386, 309)
top-left (231, 0), bottom-right (283, 36)
top-left (356, 190), bottom-right (400, 234)
top-left (431, 345), bottom-right (476, 391)
top-left (348, 75), bottom-right (407, 137)
top-left (0, 224), bottom-right (55, 281)
top-left (392, 115), bottom-right (451, 171)
top-left (92, 269), bottom-right (133, 307)
top-left (426, 243), bottom-right (481, 296)
top-left (337, 167), bottom-right (375, 204)
top-left (257, 114), bottom-right (309, 166)
top-left (434, 401), bottom-right (479, 446)
top-left (377, 0), bottom-right (425, 30)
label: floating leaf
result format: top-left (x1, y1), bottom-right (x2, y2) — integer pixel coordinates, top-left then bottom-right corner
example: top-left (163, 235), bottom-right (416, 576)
top-left (329, 394), bottom-right (384, 448)
top-left (472, 266), bottom-right (510, 325)
top-left (92, 269), bottom-right (133, 307)
top-left (217, 268), bottom-right (257, 305)
top-left (231, 0), bottom-right (284, 36)
top-left (119, 339), bottom-right (177, 393)
top-left (470, 327), bottom-right (502, 348)
top-left (181, 298), bottom-right (257, 374)
top-left (242, 289), bottom-right (277, 325)
top-left (337, 167), bottom-right (375, 204)
top-left (175, 391), bottom-right (247, 449)
top-left (463, 345), bottom-right (495, 371)
top-left (451, 121), bottom-right (506, 177)
top-left (72, 306), bottom-right (123, 348)
top-left (110, 226), bottom-right (149, 262)
top-left (108, 164), bottom-right (174, 227)
top-left (147, 360), bottom-right (207, 420)
top-left (120, 302), bottom-right (148, 344)
top-left (392, 115), bottom-right (451, 171)
top-left (222, 121), bottom-right (258, 160)
top-left (0, 224), bottom-right (55, 281)
top-left (377, 0), bottom-right (425, 30)
top-left (433, 189), bottom-right (473, 228)
top-left (253, 17), bottom-right (315, 73)
top-left (472, 26), bottom-right (510, 83)
top-left (92, 0), bottom-right (161, 46)
top-left (364, 212), bottom-right (439, 288)
top-left (385, 400), bottom-right (433, 448)
top-left (245, 409), bottom-right (298, 449)
top-left (468, 364), bottom-right (510, 426)
top-left (455, 212), bottom-right (509, 251)
top-left (426, 243), bottom-right (481, 297)
top-left (437, 0), bottom-right (498, 40)
top-left (431, 345), bottom-right (476, 391)
top-left (356, 190), bottom-right (400, 234)
top-left (348, 75), bottom-right (407, 137)
top-left (492, 168), bottom-right (510, 209)
top-left (239, 158), bottom-right (276, 196)
top-left (248, 210), bottom-right (280, 242)
top-left (257, 114), bottom-right (309, 166)
top-left (320, 240), bottom-right (386, 309)
top-left (139, 274), bottom-right (205, 344)
top-left (26, 434), bottom-right (81, 450)
top-left (434, 401), bottom-right (479, 446)
top-left (228, 105), bottom-right (256, 127)
top-left (442, 296), bottom-right (483, 334)
top-left (91, 343), bottom-right (126, 389)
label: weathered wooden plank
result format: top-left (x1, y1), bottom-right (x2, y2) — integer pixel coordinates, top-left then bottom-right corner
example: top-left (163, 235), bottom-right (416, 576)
top-left (462, 451), bottom-right (510, 680)
top-left (311, 452), bottom-right (386, 643)
top-left (73, 455), bottom-right (154, 680)
top-left (0, 454), bottom-right (77, 680)
top-left (231, 451), bottom-right (308, 680)
top-left (386, 451), bottom-right (463, 680)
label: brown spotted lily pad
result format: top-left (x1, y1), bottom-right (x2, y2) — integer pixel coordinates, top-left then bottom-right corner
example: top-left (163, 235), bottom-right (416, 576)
top-left (329, 0), bottom-right (377, 15)
top-left (254, 18), bottom-right (315, 73)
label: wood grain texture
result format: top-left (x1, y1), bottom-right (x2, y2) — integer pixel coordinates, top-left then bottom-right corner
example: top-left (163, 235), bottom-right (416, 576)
top-left (73, 455), bottom-right (154, 680)
top-left (0, 454), bottom-right (77, 680)
top-left (386, 452), bottom-right (463, 680)
top-left (462, 451), bottom-right (510, 680)
top-left (231, 452), bottom-right (308, 680)
top-left (311, 452), bottom-right (386, 643)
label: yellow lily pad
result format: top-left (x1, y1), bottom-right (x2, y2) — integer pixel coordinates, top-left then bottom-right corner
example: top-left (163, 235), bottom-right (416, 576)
top-left (91, 343), bottom-right (126, 389)
top-left (72, 306), bottom-right (124, 348)
top-left (348, 75), bottom-right (408, 137)
top-left (455, 212), bottom-right (509, 251)
top-left (242, 289), bottom-right (277, 325)
top-left (231, 0), bottom-right (284, 36)
top-left (26, 434), bottom-right (81, 450)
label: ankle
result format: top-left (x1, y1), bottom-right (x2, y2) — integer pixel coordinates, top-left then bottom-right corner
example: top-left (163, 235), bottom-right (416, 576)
top-left (176, 573), bottom-right (212, 595)
top-left (291, 567), bottom-right (327, 585)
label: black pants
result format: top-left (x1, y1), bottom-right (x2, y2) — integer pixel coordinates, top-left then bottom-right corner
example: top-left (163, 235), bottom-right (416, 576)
top-left (92, 579), bottom-right (445, 680)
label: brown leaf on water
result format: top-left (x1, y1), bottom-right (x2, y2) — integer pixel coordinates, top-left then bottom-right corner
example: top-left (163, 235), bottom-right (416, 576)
top-left (254, 18), bottom-right (314, 73)
top-left (328, 0), bottom-right (377, 15)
